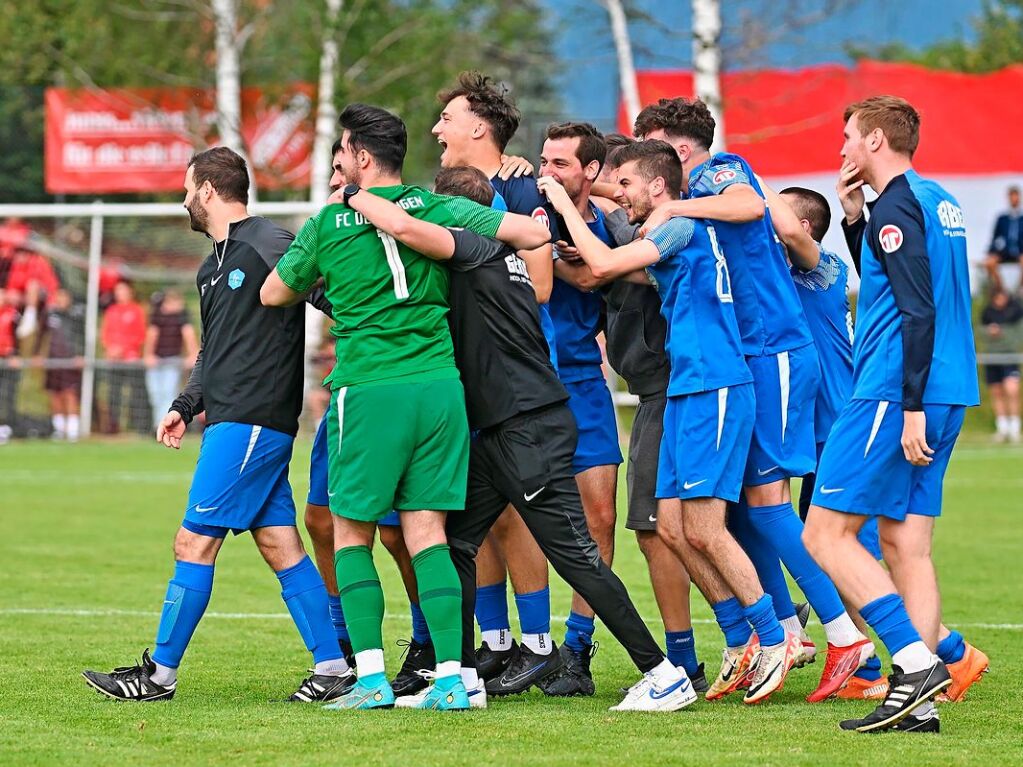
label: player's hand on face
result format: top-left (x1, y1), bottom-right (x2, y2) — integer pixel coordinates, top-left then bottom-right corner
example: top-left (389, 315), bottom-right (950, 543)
top-left (901, 410), bottom-right (933, 466)
top-left (637, 204), bottom-right (675, 238)
top-left (837, 160), bottom-right (866, 223)
top-left (157, 410), bottom-right (186, 450)
top-left (536, 176), bottom-right (572, 213)
top-left (498, 154), bottom-right (534, 180)
top-left (554, 241), bottom-right (583, 263)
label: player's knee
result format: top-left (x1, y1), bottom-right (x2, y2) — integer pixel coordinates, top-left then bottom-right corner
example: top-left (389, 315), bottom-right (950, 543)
top-left (173, 527), bottom-right (219, 564)
top-left (681, 523), bottom-right (714, 554)
top-left (379, 524), bottom-right (406, 558)
top-left (303, 504), bottom-right (332, 546)
top-left (635, 530), bottom-right (660, 561)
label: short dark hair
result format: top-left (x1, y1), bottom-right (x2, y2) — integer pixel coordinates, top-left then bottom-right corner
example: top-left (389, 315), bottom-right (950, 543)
top-left (438, 71), bottom-right (520, 152)
top-left (188, 147), bottom-right (248, 204)
top-left (604, 134), bottom-right (637, 171)
top-left (1009, 185), bottom-right (1020, 196)
top-left (331, 136), bottom-right (343, 156)
top-left (633, 98), bottom-right (716, 151)
top-left (338, 103), bottom-right (407, 174)
top-left (434, 166), bottom-right (495, 207)
top-left (781, 186), bottom-right (832, 242)
top-left (544, 122), bottom-right (606, 170)
top-left (611, 140), bottom-right (682, 198)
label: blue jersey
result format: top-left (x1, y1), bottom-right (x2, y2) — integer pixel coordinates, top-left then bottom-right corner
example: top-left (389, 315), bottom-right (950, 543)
top-left (490, 174), bottom-right (559, 370)
top-left (849, 170), bottom-right (979, 409)
top-left (549, 202), bottom-right (607, 380)
top-left (645, 216), bottom-right (752, 396)
top-left (688, 153), bottom-right (813, 357)
top-left (791, 247), bottom-right (853, 442)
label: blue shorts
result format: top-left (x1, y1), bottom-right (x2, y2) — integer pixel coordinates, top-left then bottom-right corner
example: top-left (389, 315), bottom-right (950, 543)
top-left (564, 373), bottom-right (623, 474)
top-left (812, 400), bottom-right (965, 521)
top-left (183, 422), bottom-right (296, 538)
top-left (813, 440), bottom-right (881, 558)
top-left (307, 416), bottom-right (400, 526)
top-left (656, 383), bottom-right (755, 503)
top-left (744, 344), bottom-right (820, 486)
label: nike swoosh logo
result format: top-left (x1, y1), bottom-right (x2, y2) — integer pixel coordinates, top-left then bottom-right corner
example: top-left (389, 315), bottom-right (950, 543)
top-left (649, 676), bottom-right (690, 700)
top-left (720, 662), bottom-right (737, 682)
top-left (502, 662), bottom-right (547, 686)
top-left (523, 486), bottom-right (546, 502)
top-left (683, 479), bottom-right (707, 490)
top-left (211, 274), bottom-right (223, 285)
top-left (757, 466), bottom-right (779, 476)
top-left (327, 491), bottom-right (336, 498)
top-left (194, 505), bottom-right (219, 513)
top-left (819, 487), bottom-right (844, 494)
top-left (747, 662), bottom-right (782, 696)
top-left (647, 514), bottom-right (657, 523)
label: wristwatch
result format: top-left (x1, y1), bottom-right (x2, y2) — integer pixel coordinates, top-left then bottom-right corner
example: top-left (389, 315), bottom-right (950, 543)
top-left (342, 183), bottom-right (361, 206)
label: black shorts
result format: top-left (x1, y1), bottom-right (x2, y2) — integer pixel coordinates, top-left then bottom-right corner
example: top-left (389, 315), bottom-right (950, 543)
top-left (45, 368), bottom-right (82, 393)
top-left (985, 364), bottom-right (1020, 385)
top-left (625, 393), bottom-right (665, 531)
top-left (991, 250), bottom-right (1023, 264)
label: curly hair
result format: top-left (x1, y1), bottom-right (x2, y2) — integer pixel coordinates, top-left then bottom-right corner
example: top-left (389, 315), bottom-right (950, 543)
top-left (438, 71), bottom-right (520, 151)
top-left (633, 98), bottom-right (716, 150)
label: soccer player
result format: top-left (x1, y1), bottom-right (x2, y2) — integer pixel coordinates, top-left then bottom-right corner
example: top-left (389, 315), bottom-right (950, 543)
top-left (433, 71), bottom-right (557, 690)
top-left (802, 96), bottom-right (980, 733)
top-left (346, 165), bottom-right (697, 712)
top-left (540, 140), bottom-right (802, 705)
top-left (82, 147), bottom-right (348, 703)
top-left (633, 99), bottom-right (870, 702)
top-left (261, 103), bottom-right (547, 711)
top-left (302, 139), bottom-right (434, 696)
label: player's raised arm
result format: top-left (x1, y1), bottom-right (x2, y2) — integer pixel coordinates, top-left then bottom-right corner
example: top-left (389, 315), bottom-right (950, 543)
top-left (346, 185), bottom-right (458, 261)
top-left (261, 214), bottom-right (323, 307)
top-left (762, 183), bottom-right (820, 271)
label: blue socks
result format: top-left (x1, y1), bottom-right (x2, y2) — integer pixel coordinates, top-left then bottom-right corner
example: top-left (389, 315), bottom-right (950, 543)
top-left (474, 582), bottom-right (510, 632)
top-left (712, 597), bottom-right (753, 648)
top-left (564, 611), bottom-right (596, 652)
top-left (410, 601), bottom-right (431, 646)
top-left (277, 556), bottom-right (343, 664)
top-left (327, 593), bottom-right (349, 642)
top-left (743, 594), bottom-right (785, 647)
top-left (514, 587), bottom-right (551, 635)
top-left (153, 560), bottom-right (214, 669)
top-left (665, 629), bottom-right (700, 677)
top-left (728, 500), bottom-right (796, 620)
top-left (746, 503), bottom-right (845, 624)
top-left (937, 630), bottom-right (966, 665)
top-left (860, 593), bottom-right (922, 657)
top-left (854, 654), bottom-right (884, 681)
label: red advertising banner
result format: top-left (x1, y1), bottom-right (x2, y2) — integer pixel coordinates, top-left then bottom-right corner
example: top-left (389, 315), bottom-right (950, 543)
top-left (619, 61), bottom-right (1023, 176)
top-left (45, 84), bottom-right (315, 194)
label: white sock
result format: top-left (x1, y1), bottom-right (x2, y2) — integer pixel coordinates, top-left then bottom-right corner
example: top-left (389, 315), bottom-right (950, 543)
top-left (314, 658), bottom-right (349, 676)
top-left (822, 612), bottom-right (863, 646)
top-left (1010, 415), bottom-right (1021, 436)
top-left (354, 648), bottom-right (385, 678)
top-left (482, 628), bottom-right (512, 651)
top-left (67, 414), bottom-right (80, 440)
top-left (891, 643), bottom-right (934, 674)
top-left (780, 616), bottom-right (802, 636)
top-left (53, 413), bottom-right (66, 436)
top-left (647, 658), bottom-right (685, 687)
top-left (910, 700), bottom-right (936, 718)
top-left (461, 666), bottom-right (480, 689)
top-left (520, 632), bottom-right (553, 655)
top-left (435, 660), bottom-right (460, 680)
top-left (996, 415), bottom-right (1009, 435)
top-left (150, 661), bottom-right (177, 687)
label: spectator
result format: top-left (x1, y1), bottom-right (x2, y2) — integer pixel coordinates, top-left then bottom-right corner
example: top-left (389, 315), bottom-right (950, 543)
top-left (0, 288), bottom-right (23, 441)
top-left (100, 280), bottom-right (148, 434)
top-left (981, 289), bottom-right (1023, 443)
top-left (5, 247), bottom-right (60, 303)
top-left (0, 218), bottom-right (31, 288)
top-left (33, 288), bottom-right (86, 441)
top-left (985, 185), bottom-right (1023, 293)
top-left (144, 289), bottom-right (198, 429)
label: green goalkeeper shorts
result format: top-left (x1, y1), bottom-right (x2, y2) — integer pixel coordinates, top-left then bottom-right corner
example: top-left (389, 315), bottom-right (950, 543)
top-left (326, 374), bottom-right (470, 522)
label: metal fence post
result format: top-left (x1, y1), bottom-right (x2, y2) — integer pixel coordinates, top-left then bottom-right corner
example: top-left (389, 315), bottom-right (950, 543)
top-left (79, 201), bottom-right (104, 437)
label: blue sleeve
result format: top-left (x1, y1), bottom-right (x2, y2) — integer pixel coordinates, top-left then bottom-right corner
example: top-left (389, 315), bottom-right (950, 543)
top-left (645, 217), bottom-right (696, 261)
top-left (690, 160), bottom-right (751, 197)
top-left (792, 247), bottom-right (846, 291)
top-left (501, 177), bottom-right (561, 241)
top-left (874, 194), bottom-right (934, 411)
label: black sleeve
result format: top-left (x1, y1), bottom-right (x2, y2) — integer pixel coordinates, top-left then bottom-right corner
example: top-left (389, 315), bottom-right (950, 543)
top-left (980, 306), bottom-right (995, 325)
top-left (842, 215), bottom-right (867, 277)
top-left (447, 228), bottom-right (510, 272)
top-left (170, 347), bottom-right (204, 424)
top-left (604, 207), bottom-right (640, 245)
top-left (876, 197), bottom-right (934, 411)
top-left (305, 284), bottom-right (334, 317)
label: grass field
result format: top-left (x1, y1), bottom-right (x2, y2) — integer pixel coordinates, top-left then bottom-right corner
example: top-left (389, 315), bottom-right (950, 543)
top-left (1, 434), bottom-right (1021, 766)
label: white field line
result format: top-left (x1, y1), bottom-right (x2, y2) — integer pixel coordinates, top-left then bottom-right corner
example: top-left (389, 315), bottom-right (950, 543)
top-left (0, 607), bottom-right (1020, 631)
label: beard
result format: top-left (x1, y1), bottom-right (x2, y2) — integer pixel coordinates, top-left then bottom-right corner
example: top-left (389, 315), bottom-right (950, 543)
top-left (627, 191), bottom-right (653, 224)
top-left (186, 196), bottom-right (209, 234)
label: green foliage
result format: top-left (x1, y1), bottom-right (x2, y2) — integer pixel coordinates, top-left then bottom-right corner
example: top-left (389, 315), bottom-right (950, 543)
top-left (0, 0), bottom-right (558, 198)
top-left (853, 0), bottom-right (1023, 72)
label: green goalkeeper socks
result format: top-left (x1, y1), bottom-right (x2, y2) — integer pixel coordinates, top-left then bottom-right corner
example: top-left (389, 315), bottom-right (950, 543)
top-left (334, 546), bottom-right (384, 655)
top-left (411, 544), bottom-right (463, 665)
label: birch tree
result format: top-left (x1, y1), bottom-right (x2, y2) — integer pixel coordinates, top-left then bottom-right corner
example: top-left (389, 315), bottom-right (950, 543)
top-left (601, 0), bottom-right (641, 128)
top-left (210, 0), bottom-right (258, 200)
top-left (691, 0), bottom-right (724, 152)
top-left (310, 0), bottom-right (345, 205)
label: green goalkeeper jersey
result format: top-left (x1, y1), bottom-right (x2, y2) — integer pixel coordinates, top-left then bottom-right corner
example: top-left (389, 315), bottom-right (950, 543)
top-left (275, 184), bottom-right (505, 389)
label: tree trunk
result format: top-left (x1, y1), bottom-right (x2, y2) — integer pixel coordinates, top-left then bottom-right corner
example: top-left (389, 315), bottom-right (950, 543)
top-left (211, 0), bottom-right (257, 200)
top-left (601, 0), bottom-right (641, 130)
top-left (692, 0), bottom-right (725, 153)
top-left (310, 0), bottom-right (344, 205)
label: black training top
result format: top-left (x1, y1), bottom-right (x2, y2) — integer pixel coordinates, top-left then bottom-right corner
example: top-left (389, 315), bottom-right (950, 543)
top-left (446, 227), bottom-right (568, 430)
top-left (171, 216), bottom-right (330, 436)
